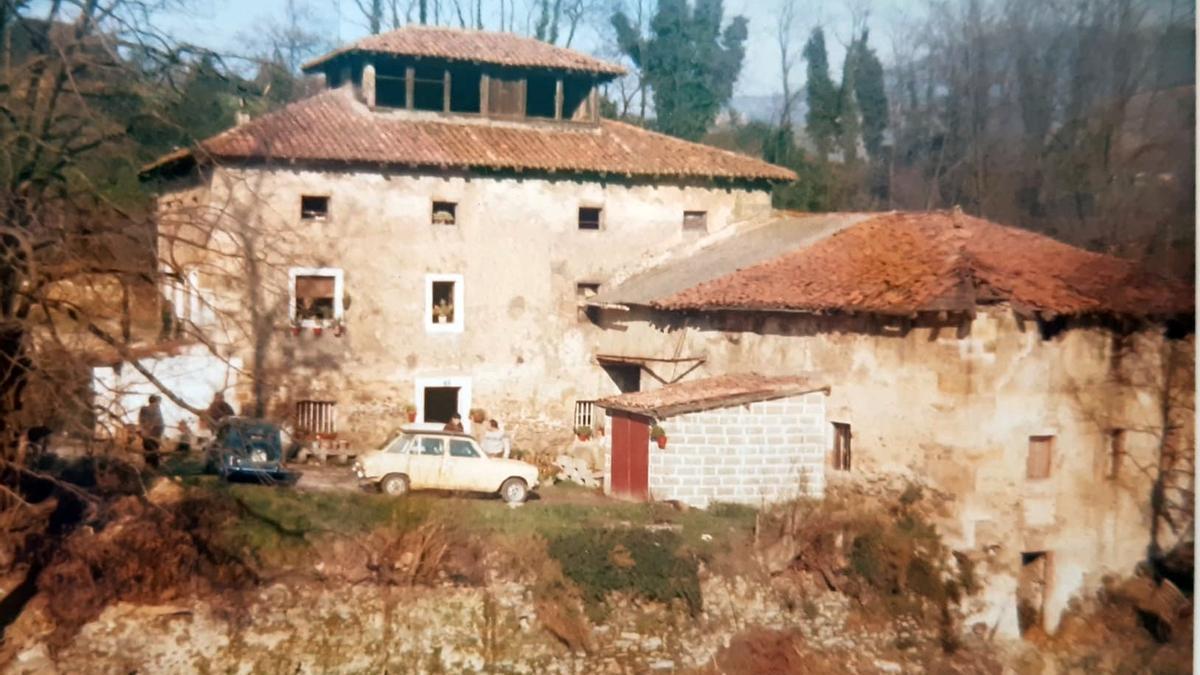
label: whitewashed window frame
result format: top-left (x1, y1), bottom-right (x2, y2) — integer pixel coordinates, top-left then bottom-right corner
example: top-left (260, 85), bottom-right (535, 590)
top-left (288, 267), bottom-right (345, 327)
top-left (425, 273), bottom-right (465, 334)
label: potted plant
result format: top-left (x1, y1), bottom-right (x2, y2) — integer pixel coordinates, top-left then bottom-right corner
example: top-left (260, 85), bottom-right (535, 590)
top-left (312, 325), bottom-right (323, 337)
top-left (575, 425), bottom-right (592, 442)
top-left (404, 403), bottom-right (417, 423)
top-left (333, 319), bottom-right (346, 337)
top-left (470, 408), bottom-right (487, 424)
top-left (433, 300), bottom-right (454, 324)
top-left (650, 425), bottom-right (667, 449)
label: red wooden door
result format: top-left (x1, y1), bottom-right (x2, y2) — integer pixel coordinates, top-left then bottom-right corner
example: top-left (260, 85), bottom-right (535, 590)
top-left (610, 411), bottom-right (650, 499)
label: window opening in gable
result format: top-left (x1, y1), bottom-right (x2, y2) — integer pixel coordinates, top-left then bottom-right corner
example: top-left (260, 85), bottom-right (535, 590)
top-left (578, 207), bottom-right (602, 230)
top-left (1107, 429), bottom-right (1125, 479)
top-left (300, 195), bottom-right (329, 220)
top-left (1027, 435), bottom-right (1053, 480)
top-left (431, 281), bottom-right (456, 324)
top-left (376, 72), bottom-right (407, 108)
top-left (295, 274), bottom-right (336, 321)
top-left (831, 422), bottom-right (852, 471)
top-left (432, 201), bottom-right (457, 226)
top-left (413, 64), bottom-right (445, 111)
top-left (563, 78), bottom-right (593, 121)
top-left (683, 210), bottom-right (707, 232)
top-left (526, 73), bottom-right (557, 119)
top-left (449, 66), bottom-right (481, 113)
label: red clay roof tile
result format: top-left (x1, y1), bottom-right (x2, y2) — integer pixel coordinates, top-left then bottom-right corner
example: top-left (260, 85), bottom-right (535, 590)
top-left (148, 87), bottom-right (795, 181)
top-left (597, 369), bottom-right (825, 417)
top-left (596, 373), bottom-right (827, 419)
top-left (656, 211), bottom-right (1193, 318)
top-left (303, 25), bottom-right (626, 76)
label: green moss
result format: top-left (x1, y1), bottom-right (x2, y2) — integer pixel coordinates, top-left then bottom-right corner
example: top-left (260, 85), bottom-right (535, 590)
top-left (547, 528), bottom-right (701, 617)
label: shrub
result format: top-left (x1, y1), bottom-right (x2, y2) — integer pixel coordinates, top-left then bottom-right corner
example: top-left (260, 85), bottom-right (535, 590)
top-left (547, 527), bottom-right (701, 616)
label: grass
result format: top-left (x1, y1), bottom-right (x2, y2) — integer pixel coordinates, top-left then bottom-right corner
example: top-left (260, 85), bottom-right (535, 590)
top-left (181, 477), bottom-right (759, 569)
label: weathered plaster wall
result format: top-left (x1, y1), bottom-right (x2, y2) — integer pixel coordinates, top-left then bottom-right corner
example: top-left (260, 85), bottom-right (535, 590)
top-left (594, 306), bottom-right (1193, 637)
top-left (156, 166), bottom-right (770, 445)
top-left (643, 391), bottom-right (827, 507)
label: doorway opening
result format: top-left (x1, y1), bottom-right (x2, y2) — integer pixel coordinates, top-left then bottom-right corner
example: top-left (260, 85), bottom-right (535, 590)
top-left (603, 364), bottom-right (641, 393)
top-left (1017, 551), bottom-right (1051, 636)
top-left (424, 387), bottom-right (459, 425)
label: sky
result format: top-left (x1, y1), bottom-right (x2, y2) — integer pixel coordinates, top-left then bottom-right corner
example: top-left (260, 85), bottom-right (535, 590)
top-left (155, 0), bottom-right (918, 99)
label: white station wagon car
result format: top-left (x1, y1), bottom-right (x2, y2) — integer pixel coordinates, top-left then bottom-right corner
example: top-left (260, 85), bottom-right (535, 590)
top-left (354, 429), bottom-right (540, 503)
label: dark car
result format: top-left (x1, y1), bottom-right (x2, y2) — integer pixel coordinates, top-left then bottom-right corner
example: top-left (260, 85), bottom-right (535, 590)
top-left (204, 417), bottom-right (297, 483)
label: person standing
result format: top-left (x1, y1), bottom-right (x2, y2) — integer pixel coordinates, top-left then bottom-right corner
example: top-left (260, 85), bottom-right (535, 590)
top-left (480, 419), bottom-right (511, 459)
top-left (138, 395), bottom-right (165, 468)
top-left (206, 392), bottom-right (235, 427)
top-left (443, 414), bottom-right (464, 432)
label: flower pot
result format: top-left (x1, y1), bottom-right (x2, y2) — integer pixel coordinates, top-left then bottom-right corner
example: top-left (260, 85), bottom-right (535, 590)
top-left (406, 410), bottom-right (417, 423)
top-left (656, 436), bottom-right (668, 449)
top-left (291, 326), bottom-right (302, 336)
top-left (334, 325), bottom-right (345, 337)
top-left (313, 326), bottom-right (323, 337)
top-left (576, 433), bottom-right (591, 442)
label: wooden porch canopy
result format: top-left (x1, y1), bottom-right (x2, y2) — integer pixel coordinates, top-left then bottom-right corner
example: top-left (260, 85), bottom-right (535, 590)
top-left (594, 353), bottom-right (706, 386)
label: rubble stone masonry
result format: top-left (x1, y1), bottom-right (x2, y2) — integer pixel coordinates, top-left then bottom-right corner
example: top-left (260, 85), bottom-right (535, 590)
top-left (647, 392), bottom-right (827, 508)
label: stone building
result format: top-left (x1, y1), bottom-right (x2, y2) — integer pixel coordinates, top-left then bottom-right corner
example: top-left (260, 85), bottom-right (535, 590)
top-left (141, 26), bottom-right (792, 442)
top-left (596, 374), bottom-right (829, 507)
top-left (587, 209), bottom-right (1194, 638)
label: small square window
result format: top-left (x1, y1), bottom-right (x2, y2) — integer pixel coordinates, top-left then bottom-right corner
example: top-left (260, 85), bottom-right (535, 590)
top-left (431, 281), bottom-right (455, 323)
top-left (1027, 435), bottom-right (1053, 480)
top-left (683, 210), bottom-right (707, 232)
top-left (578, 206), bottom-right (602, 230)
top-left (300, 195), bottom-right (329, 220)
top-left (432, 201), bottom-right (457, 226)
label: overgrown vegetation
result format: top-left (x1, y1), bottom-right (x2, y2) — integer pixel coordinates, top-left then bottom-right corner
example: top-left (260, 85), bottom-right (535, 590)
top-left (548, 527), bottom-right (701, 618)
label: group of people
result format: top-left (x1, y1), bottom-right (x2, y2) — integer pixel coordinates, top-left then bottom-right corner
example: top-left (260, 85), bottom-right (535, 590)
top-left (441, 413), bottom-right (512, 459)
top-left (136, 392), bottom-right (235, 467)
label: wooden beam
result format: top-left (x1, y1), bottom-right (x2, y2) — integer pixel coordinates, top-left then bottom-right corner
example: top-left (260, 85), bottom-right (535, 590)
top-left (443, 69), bottom-right (451, 112)
top-left (404, 66), bottom-right (414, 110)
top-left (554, 78), bottom-right (563, 121)
top-left (480, 73), bottom-right (489, 117)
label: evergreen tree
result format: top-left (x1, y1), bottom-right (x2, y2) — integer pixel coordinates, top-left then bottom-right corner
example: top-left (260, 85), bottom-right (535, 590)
top-left (853, 31), bottom-right (889, 160)
top-left (613, 0), bottom-right (748, 141)
top-left (837, 41), bottom-right (862, 164)
top-left (802, 27), bottom-right (839, 161)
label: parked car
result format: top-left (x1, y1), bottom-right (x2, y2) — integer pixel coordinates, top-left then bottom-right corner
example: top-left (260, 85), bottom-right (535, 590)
top-left (204, 417), bottom-right (296, 483)
top-left (354, 429), bottom-right (539, 503)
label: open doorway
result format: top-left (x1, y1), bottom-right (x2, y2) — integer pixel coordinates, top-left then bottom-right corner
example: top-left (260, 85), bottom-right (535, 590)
top-left (423, 387), bottom-right (459, 424)
top-left (603, 364), bottom-right (641, 393)
top-left (415, 376), bottom-right (473, 432)
top-left (1017, 551), bottom-right (1052, 636)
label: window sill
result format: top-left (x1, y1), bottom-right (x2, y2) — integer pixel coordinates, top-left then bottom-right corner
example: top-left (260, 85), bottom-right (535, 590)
top-left (425, 322), bottom-right (464, 334)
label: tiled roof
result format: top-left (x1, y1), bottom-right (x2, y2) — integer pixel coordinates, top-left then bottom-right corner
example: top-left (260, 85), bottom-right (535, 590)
top-left (595, 373), bottom-right (827, 419)
top-left (655, 211), bottom-right (1193, 318)
top-left (303, 25), bottom-right (626, 76)
top-left (144, 88), bottom-right (795, 181)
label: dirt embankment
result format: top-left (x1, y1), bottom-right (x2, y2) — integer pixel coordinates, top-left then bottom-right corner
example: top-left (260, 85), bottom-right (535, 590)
top-left (0, 469), bottom-right (1191, 674)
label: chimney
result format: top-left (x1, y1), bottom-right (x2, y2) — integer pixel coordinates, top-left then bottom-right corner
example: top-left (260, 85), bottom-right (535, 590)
top-left (362, 62), bottom-right (377, 109)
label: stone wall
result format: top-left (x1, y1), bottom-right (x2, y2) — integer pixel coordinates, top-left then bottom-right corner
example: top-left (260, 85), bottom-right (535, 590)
top-left (594, 305), bottom-right (1194, 638)
top-left (646, 392), bottom-right (827, 507)
top-left (154, 166), bottom-right (772, 446)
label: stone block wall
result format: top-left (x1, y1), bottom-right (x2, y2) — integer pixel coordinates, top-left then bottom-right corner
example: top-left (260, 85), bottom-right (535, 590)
top-left (647, 391), bottom-right (827, 508)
